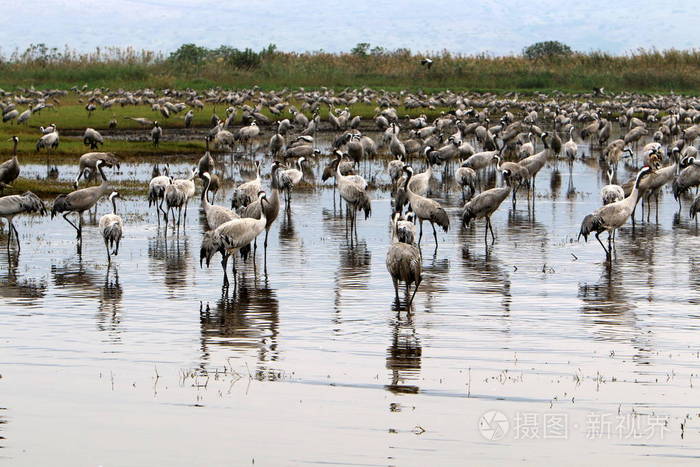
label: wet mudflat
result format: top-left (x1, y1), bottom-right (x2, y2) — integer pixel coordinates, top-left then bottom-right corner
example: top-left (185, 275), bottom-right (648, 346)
top-left (2, 134), bottom-right (700, 466)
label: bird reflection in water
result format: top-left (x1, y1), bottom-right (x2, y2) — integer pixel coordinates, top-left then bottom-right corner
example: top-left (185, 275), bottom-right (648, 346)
top-left (278, 207), bottom-right (297, 249)
top-left (550, 168), bottom-right (562, 201)
top-left (578, 261), bottom-right (637, 337)
top-left (461, 246), bottom-right (512, 316)
top-left (51, 260), bottom-right (101, 298)
top-left (419, 251), bottom-right (449, 312)
top-left (333, 240), bottom-right (371, 326)
top-left (148, 234), bottom-right (192, 295)
top-left (199, 280), bottom-right (280, 378)
top-left (96, 268), bottom-right (123, 341)
top-left (0, 252), bottom-right (47, 305)
top-left (385, 311), bottom-right (421, 394)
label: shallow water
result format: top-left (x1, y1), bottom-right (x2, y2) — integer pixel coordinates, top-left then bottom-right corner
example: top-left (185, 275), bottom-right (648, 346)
top-left (2, 131), bottom-right (700, 466)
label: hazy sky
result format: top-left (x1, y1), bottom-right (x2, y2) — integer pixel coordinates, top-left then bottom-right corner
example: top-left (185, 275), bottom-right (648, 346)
top-left (2, 0), bottom-right (698, 57)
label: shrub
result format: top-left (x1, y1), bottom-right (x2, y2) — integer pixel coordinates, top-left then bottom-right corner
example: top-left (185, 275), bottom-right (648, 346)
top-left (523, 41), bottom-right (573, 60)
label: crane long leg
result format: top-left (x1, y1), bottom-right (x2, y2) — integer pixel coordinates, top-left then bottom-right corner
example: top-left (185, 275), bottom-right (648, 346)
top-left (484, 218), bottom-right (489, 246)
top-left (221, 253), bottom-right (230, 288)
top-left (231, 255), bottom-right (238, 291)
top-left (5, 220), bottom-right (13, 251)
top-left (408, 276), bottom-right (422, 308)
top-left (10, 220), bottom-right (20, 252)
top-left (104, 239), bottom-right (111, 263)
top-left (62, 212), bottom-right (80, 237)
top-left (418, 220), bottom-right (423, 245)
top-left (488, 216), bottom-right (496, 243)
top-left (431, 222), bottom-right (438, 249)
top-left (392, 278), bottom-right (400, 303)
top-left (595, 231), bottom-right (610, 260)
top-left (655, 192), bottom-right (659, 223)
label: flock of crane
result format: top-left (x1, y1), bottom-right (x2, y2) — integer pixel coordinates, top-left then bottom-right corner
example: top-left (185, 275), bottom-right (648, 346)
top-left (2, 85), bottom-right (700, 308)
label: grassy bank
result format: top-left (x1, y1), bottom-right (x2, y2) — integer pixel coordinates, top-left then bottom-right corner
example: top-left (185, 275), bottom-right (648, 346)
top-left (1, 45), bottom-right (700, 94)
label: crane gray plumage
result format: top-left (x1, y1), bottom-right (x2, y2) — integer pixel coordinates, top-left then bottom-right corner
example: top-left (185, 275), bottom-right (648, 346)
top-left (601, 168), bottom-right (624, 205)
top-left (201, 172), bottom-right (239, 230)
top-left (0, 191), bottom-right (46, 251)
top-left (240, 162), bottom-right (282, 257)
top-left (564, 127), bottom-right (577, 163)
top-left (75, 152), bottom-right (120, 188)
top-left (151, 122), bottom-right (162, 147)
top-left (456, 160), bottom-right (477, 202)
top-left (3, 109), bottom-right (19, 123)
top-left (0, 136), bottom-right (21, 192)
top-left (672, 156), bottom-right (700, 211)
top-left (148, 172), bottom-right (171, 223)
top-left (231, 160), bottom-right (262, 209)
top-left (283, 144), bottom-right (318, 160)
top-left (462, 169), bottom-right (512, 246)
top-left (238, 121), bottom-right (260, 153)
top-left (51, 160), bottom-right (111, 240)
top-left (200, 192), bottom-right (269, 288)
top-left (640, 158), bottom-right (677, 222)
top-left (36, 129), bottom-right (59, 152)
top-left (83, 127), bottom-right (104, 150)
top-left (400, 166), bottom-right (449, 249)
top-left (277, 157), bottom-right (305, 206)
top-left (346, 133), bottom-right (364, 165)
top-left (394, 210), bottom-right (417, 245)
top-left (386, 212), bottom-right (422, 308)
top-left (463, 150), bottom-right (498, 172)
top-left (388, 155), bottom-right (405, 190)
top-left (578, 166), bottom-right (653, 260)
top-left (164, 180), bottom-right (186, 228)
top-left (184, 110), bottom-right (194, 128)
top-left (16, 107), bottom-right (32, 125)
top-left (99, 191), bottom-right (123, 263)
top-left (520, 133), bottom-right (550, 198)
top-left (337, 153), bottom-right (372, 234)
top-left (197, 145), bottom-right (215, 177)
top-left (395, 146), bottom-right (434, 207)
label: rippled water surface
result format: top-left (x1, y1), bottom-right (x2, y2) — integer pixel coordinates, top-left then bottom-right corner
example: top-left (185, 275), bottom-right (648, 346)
top-left (3, 132), bottom-right (700, 466)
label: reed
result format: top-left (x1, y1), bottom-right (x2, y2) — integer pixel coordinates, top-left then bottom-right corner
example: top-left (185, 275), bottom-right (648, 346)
top-left (1, 44), bottom-right (700, 93)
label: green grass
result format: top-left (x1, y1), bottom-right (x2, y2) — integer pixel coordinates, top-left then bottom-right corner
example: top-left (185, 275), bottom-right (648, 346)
top-left (0, 97), bottom-right (460, 161)
top-left (6, 175), bottom-right (147, 198)
top-left (2, 46), bottom-right (700, 94)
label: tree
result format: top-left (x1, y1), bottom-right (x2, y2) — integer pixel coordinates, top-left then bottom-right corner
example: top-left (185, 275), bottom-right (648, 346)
top-left (351, 43), bottom-right (371, 57)
top-left (523, 41), bottom-right (573, 60)
top-left (168, 44), bottom-right (208, 67)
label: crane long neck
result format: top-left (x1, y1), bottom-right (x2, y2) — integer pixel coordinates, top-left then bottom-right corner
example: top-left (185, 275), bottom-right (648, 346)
top-left (201, 175), bottom-right (211, 205)
top-left (629, 171), bottom-right (646, 204)
top-left (111, 197), bottom-right (117, 215)
top-left (335, 156), bottom-right (344, 179)
top-left (403, 171), bottom-right (414, 195)
top-left (12, 140), bottom-right (18, 158)
top-left (98, 164), bottom-right (108, 189)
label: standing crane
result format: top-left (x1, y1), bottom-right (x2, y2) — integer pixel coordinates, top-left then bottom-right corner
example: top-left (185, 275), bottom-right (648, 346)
top-left (0, 136), bottom-right (21, 192)
top-left (99, 192), bottom-right (123, 263)
top-left (462, 169), bottom-right (512, 246)
top-left (398, 166), bottom-right (449, 249)
top-left (51, 160), bottom-right (112, 241)
top-left (386, 212), bottom-right (422, 309)
top-left (200, 192), bottom-right (269, 288)
top-left (0, 191), bottom-right (46, 251)
top-left (578, 166), bottom-right (653, 260)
